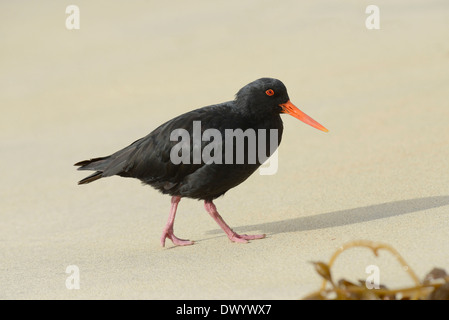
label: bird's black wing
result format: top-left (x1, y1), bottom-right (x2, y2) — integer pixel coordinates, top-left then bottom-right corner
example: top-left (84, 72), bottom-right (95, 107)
top-left (76, 103), bottom-right (232, 191)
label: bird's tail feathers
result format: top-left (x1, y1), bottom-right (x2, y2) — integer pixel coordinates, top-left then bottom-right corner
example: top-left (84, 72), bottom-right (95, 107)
top-left (74, 156), bottom-right (110, 170)
top-left (77, 171), bottom-right (103, 184)
top-left (74, 156), bottom-right (111, 184)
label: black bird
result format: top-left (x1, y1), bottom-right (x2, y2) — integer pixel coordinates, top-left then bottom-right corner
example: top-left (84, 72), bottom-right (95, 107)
top-left (75, 78), bottom-right (328, 246)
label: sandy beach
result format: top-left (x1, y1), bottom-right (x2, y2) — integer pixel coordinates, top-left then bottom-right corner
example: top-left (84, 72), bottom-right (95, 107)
top-left (1, 0), bottom-right (448, 299)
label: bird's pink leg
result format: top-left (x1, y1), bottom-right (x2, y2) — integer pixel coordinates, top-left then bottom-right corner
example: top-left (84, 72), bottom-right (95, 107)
top-left (204, 200), bottom-right (265, 243)
top-left (160, 196), bottom-right (194, 247)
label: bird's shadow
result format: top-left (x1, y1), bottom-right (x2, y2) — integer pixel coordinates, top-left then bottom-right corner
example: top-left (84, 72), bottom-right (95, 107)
top-left (206, 196), bottom-right (449, 236)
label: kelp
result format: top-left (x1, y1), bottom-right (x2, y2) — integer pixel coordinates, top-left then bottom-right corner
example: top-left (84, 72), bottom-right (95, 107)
top-left (303, 240), bottom-right (449, 300)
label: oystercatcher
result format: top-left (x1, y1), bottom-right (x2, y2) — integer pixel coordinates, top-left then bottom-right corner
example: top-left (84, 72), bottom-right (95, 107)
top-left (75, 78), bottom-right (328, 246)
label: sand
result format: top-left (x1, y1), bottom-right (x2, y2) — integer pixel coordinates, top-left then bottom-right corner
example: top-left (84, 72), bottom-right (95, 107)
top-left (1, 0), bottom-right (448, 299)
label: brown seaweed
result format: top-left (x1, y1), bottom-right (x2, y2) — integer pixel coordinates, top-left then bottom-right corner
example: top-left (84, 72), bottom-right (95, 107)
top-left (303, 240), bottom-right (449, 300)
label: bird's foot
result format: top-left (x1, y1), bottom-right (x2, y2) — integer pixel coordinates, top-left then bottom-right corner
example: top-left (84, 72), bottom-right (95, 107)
top-left (161, 230), bottom-right (194, 247)
top-left (228, 232), bottom-right (266, 243)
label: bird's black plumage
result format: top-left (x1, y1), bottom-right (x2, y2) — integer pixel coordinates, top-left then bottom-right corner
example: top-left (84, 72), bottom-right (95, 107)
top-left (76, 77), bottom-right (329, 246)
top-left (75, 78), bottom-right (290, 200)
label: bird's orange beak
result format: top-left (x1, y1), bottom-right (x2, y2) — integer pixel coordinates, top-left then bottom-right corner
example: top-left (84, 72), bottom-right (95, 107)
top-left (279, 100), bottom-right (329, 132)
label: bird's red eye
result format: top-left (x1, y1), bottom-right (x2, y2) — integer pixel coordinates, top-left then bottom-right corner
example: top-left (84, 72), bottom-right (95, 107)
top-left (265, 89), bottom-right (274, 96)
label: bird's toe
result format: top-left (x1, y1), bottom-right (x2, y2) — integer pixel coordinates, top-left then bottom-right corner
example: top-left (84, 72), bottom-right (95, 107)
top-left (161, 230), bottom-right (194, 247)
top-left (228, 233), bottom-right (266, 243)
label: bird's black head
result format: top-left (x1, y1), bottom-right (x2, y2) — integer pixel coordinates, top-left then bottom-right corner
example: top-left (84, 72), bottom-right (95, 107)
top-left (235, 78), bottom-right (289, 116)
top-left (235, 77), bottom-right (329, 132)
